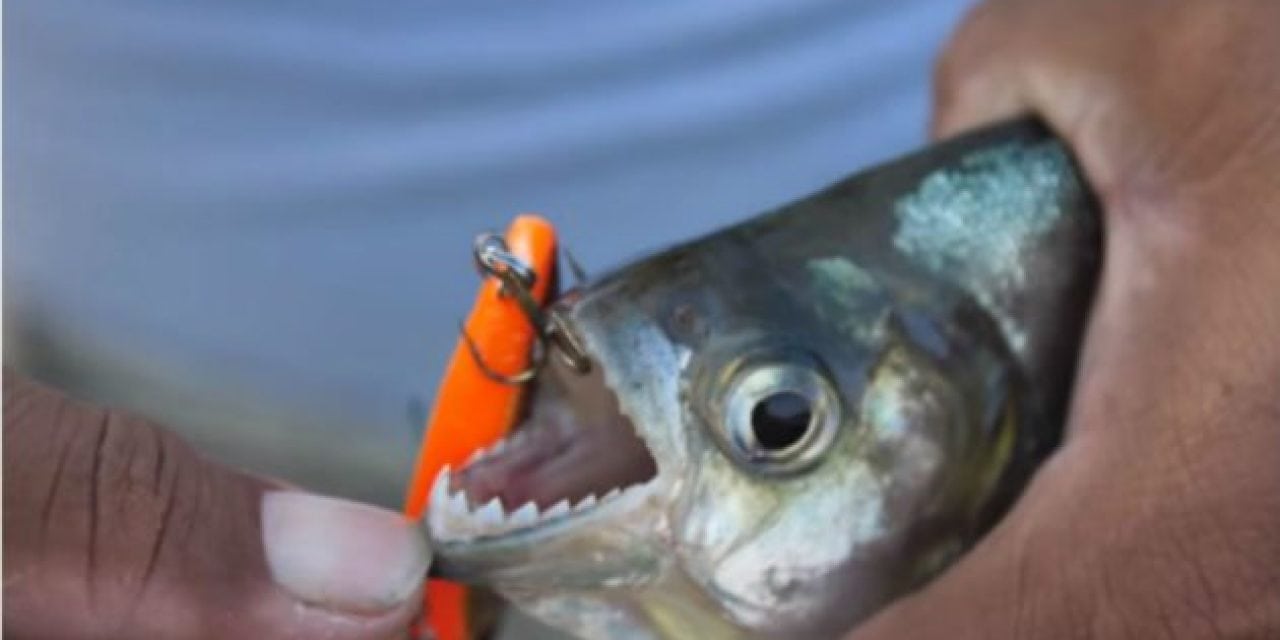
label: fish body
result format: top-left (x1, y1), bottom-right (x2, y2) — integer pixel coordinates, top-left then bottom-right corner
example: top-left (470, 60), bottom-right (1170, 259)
top-left (427, 118), bottom-right (1102, 639)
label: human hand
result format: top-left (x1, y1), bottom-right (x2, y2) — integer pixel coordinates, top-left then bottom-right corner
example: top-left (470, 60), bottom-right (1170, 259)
top-left (851, 1), bottom-right (1280, 637)
top-left (3, 371), bottom-right (431, 639)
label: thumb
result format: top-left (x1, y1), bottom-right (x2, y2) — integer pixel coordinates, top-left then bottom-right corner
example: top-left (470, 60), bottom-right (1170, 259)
top-left (3, 371), bottom-right (430, 640)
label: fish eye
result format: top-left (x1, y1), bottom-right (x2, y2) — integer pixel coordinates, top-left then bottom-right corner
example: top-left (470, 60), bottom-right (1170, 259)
top-left (750, 391), bottom-right (812, 451)
top-left (715, 355), bottom-right (841, 475)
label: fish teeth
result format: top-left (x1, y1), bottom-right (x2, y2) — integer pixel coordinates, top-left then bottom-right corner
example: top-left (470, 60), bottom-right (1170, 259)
top-left (509, 502), bottom-right (540, 529)
top-left (446, 484), bottom-right (471, 519)
top-left (429, 467), bottom-right (479, 542)
top-left (426, 465), bottom-right (452, 536)
top-left (475, 497), bottom-right (505, 529)
top-left (462, 437), bottom-right (516, 469)
top-left (573, 494), bottom-right (598, 512)
top-left (429, 465), bottom-right (452, 505)
top-left (433, 444), bottom-right (652, 541)
top-left (543, 499), bottom-right (571, 521)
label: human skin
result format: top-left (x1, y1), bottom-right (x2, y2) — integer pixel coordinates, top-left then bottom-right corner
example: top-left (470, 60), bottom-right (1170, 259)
top-left (3, 372), bottom-right (431, 639)
top-left (851, 1), bottom-right (1280, 638)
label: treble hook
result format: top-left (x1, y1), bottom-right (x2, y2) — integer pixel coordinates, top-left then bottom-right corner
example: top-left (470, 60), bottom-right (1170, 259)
top-left (480, 234), bottom-right (557, 330)
top-left (473, 233), bottom-right (536, 293)
top-left (460, 231), bottom-right (592, 385)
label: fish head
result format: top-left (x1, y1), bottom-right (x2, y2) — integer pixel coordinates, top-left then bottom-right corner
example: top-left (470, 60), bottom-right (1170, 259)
top-left (429, 227), bottom-right (1030, 639)
top-left (426, 121), bottom-right (1098, 639)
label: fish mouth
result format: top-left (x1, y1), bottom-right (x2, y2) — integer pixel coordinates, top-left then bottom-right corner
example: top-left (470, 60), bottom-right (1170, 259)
top-left (426, 353), bottom-right (660, 546)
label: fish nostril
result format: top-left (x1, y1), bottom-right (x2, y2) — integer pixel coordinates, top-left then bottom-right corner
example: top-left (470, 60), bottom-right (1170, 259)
top-left (750, 391), bottom-right (812, 451)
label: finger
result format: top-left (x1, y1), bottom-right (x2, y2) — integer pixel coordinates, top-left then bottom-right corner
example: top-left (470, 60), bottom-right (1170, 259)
top-left (929, 0), bottom-right (1033, 140)
top-left (931, 0), bottom-right (1177, 198)
top-left (3, 372), bottom-right (430, 640)
top-left (932, 1), bottom-right (1280, 196)
top-left (929, 0), bottom-right (1127, 142)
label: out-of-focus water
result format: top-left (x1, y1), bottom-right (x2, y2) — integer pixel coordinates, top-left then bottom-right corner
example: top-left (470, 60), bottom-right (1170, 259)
top-left (5, 0), bottom-right (974, 508)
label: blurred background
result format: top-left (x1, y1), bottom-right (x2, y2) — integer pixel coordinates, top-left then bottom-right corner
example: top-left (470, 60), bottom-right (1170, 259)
top-left (5, 0), bottom-right (974, 634)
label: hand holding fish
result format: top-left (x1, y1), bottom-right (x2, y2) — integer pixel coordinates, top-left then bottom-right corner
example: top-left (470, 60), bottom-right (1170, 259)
top-left (852, 1), bottom-right (1280, 637)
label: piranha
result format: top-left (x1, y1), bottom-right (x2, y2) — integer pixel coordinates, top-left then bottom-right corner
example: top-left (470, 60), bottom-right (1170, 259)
top-left (426, 118), bottom-right (1102, 639)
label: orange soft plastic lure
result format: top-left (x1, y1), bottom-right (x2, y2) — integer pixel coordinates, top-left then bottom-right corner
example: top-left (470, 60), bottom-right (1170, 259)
top-left (403, 215), bottom-right (557, 640)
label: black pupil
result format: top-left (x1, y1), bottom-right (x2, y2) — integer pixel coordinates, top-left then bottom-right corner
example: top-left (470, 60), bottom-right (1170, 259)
top-left (750, 391), bottom-right (812, 451)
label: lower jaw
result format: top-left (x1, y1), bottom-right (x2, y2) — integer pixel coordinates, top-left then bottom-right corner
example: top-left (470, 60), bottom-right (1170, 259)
top-left (429, 475), bottom-right (666, 584)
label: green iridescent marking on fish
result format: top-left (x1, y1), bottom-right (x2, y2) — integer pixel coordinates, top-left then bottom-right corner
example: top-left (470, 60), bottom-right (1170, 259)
top-left (892, 141), bottom-right (1080, 353)
top-left (805, 257), bottom-right (889, 343)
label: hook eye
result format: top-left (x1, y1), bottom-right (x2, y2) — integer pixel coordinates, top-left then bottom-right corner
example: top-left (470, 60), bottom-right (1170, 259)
top-left (473, 233), bottom-right (536, 293)
top-left (461, 230), bottom-right (593, 380)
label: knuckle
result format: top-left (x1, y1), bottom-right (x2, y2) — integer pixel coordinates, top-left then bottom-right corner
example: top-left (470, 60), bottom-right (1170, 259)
top-left (930, 0), bottom-right (1028, 136)
top-left (933, 2), bottom-right (999, 97)
top-left (5, 382), bottom-right (195, 630)
top-left (38, 400), bottom-right (198, 620)
top-left (90, 411), bottom-right (192, 600)
top-left (10, 378), bottom-right (266, 637)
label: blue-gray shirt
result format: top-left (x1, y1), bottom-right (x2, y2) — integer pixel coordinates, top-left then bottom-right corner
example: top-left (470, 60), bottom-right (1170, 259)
top-left (5, 0), bottom-right (974, 504)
